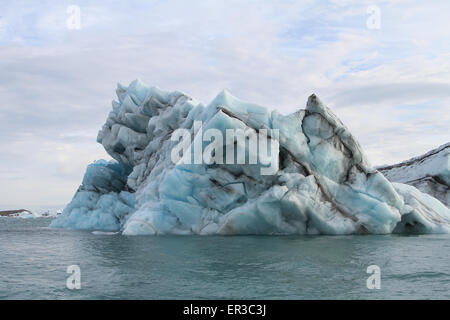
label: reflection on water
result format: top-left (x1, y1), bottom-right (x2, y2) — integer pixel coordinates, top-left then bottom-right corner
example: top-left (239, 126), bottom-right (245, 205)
top-left (0, 217), bottom-right (449, 299)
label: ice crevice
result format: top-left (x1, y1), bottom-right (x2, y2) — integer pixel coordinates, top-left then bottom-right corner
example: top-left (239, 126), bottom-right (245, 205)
top-left (50, 79), bottom-right (450, 235)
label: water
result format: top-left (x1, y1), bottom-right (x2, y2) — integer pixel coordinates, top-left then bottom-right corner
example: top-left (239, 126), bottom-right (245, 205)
top-left (1, 217), bottom-right (449, 300)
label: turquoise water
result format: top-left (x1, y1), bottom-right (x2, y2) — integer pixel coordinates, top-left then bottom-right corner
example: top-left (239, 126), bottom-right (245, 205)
top-left (0, 217), bottom-right (449, 299)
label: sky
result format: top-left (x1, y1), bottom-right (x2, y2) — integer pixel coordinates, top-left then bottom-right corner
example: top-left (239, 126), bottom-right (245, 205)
top-left (0, 0), bottom-right (449, 210)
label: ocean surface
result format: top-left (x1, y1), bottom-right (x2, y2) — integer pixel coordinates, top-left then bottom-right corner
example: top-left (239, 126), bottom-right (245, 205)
top-left (1, 217), bottom-right (449, 300)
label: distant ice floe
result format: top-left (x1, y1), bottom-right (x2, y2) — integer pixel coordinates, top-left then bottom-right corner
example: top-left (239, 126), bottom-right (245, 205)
top-left (0, 209), bottom-right (61, 219)
top-left (50, 80), bottom-right (450, 235)
top-left (91, 231), bottom-right (119, 235)
top-left (7, 210), bottom-right (36, 219)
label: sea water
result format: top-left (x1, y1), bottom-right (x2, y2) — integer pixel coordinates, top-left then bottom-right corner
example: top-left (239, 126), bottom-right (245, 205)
top-left (0, 217), bottom-right (449, 299)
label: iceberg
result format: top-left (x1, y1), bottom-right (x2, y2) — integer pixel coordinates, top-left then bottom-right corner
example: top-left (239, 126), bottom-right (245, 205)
top-left (378, 143), bottom-right (449, 207)
top-left (50, 80), bottom-right (450, 235)
top-left (50, 160), bottom-right (134, 231)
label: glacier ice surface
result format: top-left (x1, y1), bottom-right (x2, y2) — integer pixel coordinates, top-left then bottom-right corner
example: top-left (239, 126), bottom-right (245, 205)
top-left (378, 143), bottom-right (449, 207)
top-left (50, 79), bottom-right (450, 235)
top-left (50, 160), bottom-right (134, 231)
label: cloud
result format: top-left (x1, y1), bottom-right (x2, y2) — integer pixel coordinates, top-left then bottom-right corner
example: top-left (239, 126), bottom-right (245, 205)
top-left (0, 0), bottom-right (449, 207)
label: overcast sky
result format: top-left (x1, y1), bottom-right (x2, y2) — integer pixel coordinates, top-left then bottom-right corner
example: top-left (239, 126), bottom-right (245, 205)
top-left (0, 0), bottom-right (449, 210)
